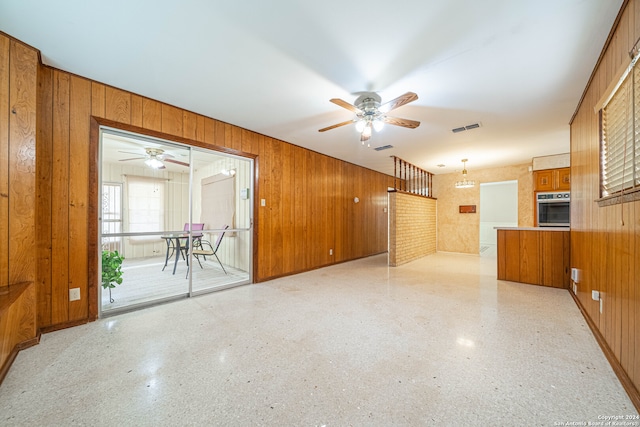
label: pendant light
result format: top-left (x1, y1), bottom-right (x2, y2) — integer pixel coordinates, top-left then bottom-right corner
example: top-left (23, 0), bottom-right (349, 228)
top-left (455, 158), bottom-right (475, 188)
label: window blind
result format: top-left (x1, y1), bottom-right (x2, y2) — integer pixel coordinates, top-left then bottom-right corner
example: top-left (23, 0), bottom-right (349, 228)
top-left (601, 62), bottom-right (639, 196)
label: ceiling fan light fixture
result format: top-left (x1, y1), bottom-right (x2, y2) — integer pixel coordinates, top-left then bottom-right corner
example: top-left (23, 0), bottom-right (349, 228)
top-left (373, 119), bottom-right (385, 132)
top-left (355, 119), bottom-right (366, 133)
top-left (145, 157), bottom-right (164, 169)
top-left (362, 123), bottom-right (372, 139)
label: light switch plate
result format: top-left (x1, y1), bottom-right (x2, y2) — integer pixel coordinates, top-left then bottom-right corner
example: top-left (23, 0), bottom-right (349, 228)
top-left (69, 288), bottom-right (80, 301)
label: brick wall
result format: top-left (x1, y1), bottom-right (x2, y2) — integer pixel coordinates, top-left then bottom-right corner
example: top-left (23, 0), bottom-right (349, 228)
top-left (389, 191), bottom-right (437, 266)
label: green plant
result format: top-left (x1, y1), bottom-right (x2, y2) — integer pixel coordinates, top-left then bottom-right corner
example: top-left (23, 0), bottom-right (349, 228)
top-left (102, 250), bottom-right (124, 303)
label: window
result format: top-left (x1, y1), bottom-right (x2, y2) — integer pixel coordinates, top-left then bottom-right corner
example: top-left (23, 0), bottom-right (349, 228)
top-left (126, 176), bottom-right (165, 242)
top-left (600, 57), bottom-right (640, 199)
top-left (102, 182), bottom-right (123, 251)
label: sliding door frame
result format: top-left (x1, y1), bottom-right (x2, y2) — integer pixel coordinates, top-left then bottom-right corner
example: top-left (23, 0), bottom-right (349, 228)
top-left (89, 117), bottom-right (258, 320)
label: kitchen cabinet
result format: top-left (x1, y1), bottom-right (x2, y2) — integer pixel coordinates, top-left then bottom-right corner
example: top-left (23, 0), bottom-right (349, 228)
top-left (534, 167), bottom-right (570, 192)
top-left (497, 228), bottom-right (570, 288)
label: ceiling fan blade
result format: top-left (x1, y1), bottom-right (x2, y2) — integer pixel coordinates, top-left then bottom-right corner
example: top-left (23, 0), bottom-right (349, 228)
top-left (318, 120), bottom-right (354, 132)
top-left (119, 157), bottom-right (145, 162)
top-left (383, 116), bottom-right (421, 129)
top-left (164, 159), bottom-right (190, 167)
top-left (330, 98), bottom-right (360, 113)
top-left (379, 92), bottom-right (418, 113)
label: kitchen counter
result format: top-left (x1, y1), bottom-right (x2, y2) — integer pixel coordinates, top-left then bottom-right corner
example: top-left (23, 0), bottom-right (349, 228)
top-left (495, 226), bottom-right (569, 232)
top-left (496, 228), bottom-right (570, 288)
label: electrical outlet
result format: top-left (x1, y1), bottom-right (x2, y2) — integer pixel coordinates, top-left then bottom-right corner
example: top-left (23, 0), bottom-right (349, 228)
top-left (573, 283), bottom-right (577, 294)
top-left (69, 288), bottom-right (81, 301)
top-left (600, 298), bottom-right (603, 314)
top-left (329, 249), bottom-right (333, 255)
top-left (261, 199), bottom-right (266, 207)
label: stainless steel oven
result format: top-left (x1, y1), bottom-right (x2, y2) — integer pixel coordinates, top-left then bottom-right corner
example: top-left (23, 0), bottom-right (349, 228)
top-left (537, 191), bottom-right (570, 227)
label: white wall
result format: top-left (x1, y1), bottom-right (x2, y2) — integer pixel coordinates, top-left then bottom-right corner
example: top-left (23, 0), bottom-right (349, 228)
top-left (479, 180), bottom-right (518, 246)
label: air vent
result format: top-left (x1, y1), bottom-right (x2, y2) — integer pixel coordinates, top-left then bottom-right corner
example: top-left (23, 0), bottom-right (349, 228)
top-left (374, 145), bottom-right (393, 151)
top-left (452, 122), bottom-right (481, 133)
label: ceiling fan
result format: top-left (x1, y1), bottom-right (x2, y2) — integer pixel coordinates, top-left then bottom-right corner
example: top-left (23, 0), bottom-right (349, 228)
top-left (118, 148), bottom-right (189, 169)
top-left (319, 91), bottom-right (420, 145)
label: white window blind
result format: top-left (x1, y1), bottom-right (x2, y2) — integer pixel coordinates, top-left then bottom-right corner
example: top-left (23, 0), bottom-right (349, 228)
top-left (126, 176), bottom-right (165, 242)
top-left (601, 60), bottom-right (640, 197)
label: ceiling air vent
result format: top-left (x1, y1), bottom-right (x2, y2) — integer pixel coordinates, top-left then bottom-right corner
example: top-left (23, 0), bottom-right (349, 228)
top-left (374, 145), bottom-right (393, 151)
top-left (452, 122), bottom-right (481, 133)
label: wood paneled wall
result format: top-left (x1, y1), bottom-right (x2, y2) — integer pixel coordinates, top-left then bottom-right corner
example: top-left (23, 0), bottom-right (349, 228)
top-left (0, 35), bottom-right (37, 288)
top-left (6, 35), bottom-right (392, 329)
top-left (569, 0), bottom-right (640, 407)
top-left (0, 34), bottom-right (38, 381)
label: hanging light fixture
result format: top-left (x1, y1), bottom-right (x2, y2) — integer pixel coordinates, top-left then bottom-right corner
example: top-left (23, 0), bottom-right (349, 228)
top-left (455, 158), bottom-right (475, 188)
top-left (145, 157), bottom-right (164, 169)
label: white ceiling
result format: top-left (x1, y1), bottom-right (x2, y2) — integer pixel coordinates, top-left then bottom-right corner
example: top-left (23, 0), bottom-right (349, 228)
top-left (0, 0), bottom-right (623, 176)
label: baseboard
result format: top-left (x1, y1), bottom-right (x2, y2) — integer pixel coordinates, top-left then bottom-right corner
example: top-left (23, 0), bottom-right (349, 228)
top-left (569, 290), bottom-right (640, 412)
top-left (40, 318), bottom-right (89, 334)
top-left (0, 331), bottom-right (41, 385)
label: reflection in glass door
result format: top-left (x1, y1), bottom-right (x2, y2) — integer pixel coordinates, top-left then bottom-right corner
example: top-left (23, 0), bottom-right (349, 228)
top-left (188, 149), bottom-right (252, 293)
top-left (99, 128), bottom-right (253, 316)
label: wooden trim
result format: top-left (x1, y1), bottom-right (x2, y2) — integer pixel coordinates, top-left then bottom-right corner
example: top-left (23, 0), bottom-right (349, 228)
top-left (0, 347), bottom-right (18, 385)
top-left (39, 318), bottom-right (89, 334)
top-left (388, 189), bottom-right (437, 200)
top-left (569, 289), bottom-right (640, 412)
top-left (16, 332), bottom-right (40, 351)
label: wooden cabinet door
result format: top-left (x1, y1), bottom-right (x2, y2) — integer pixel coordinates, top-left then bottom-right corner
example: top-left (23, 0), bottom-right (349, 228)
top-left (534, 170), bottom-right (554, 192)
top-left (557, 168), bottom-right (571, 190)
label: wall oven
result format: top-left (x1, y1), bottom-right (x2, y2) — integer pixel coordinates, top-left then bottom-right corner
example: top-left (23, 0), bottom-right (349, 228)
top-left (537, 191), bottom-right (570, 227)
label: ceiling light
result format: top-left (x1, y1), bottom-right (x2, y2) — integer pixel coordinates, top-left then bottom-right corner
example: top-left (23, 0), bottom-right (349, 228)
top-left (145, 157), bottom-right (164, 169)
top-left (362, 123), bottom-right (372, 139)
top-left (455, 158), bottom-right (475, 188)
top-left (355, 119), bottom-right (366, 133)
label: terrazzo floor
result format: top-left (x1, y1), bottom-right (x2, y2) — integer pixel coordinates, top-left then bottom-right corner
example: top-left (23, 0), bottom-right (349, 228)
top-left (1, 252), bottom-right (638, 426)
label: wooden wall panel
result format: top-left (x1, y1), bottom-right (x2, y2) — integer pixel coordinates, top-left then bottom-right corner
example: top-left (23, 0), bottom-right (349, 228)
top-left (0, 35), bottom-right (9, 288)
top-left (51, 70), bottom-right (69, 324)
top-left (130, 94), bottom-right (143, 128)
top-left (183, 111), bottom-right (197, 140)
top-left (8, 41), bottom-right (37, 285)
top-left (36, 64), bottom-right (53, 327)
top-left (142, 98), bottom-right (161, 131)
top-left (105, 87), bottom-right (130, 124)
top-left (90, 83), bottom-right (105, 118)
top-left (68, 75), bottom-right (90, 321)
top-left (570, 0), bottom-right (640, 408)
top-left (161, 104), bottom-right (182, 136)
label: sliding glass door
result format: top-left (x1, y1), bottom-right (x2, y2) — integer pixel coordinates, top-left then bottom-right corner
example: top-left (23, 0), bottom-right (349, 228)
top-left (99, 128), bottom-right (253, 316)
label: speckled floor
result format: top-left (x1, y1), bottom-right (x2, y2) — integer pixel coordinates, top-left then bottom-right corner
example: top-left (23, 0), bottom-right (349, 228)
top-left (1, 253), bottom-right (637, 426)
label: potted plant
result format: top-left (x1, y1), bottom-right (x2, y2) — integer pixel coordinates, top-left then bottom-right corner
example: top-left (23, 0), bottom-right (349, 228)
top-left (102, 250), bottom-right (124, 303)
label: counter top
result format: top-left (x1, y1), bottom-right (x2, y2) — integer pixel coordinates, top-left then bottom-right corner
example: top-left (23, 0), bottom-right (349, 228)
top-left (494, 226), bottom-right (570, 232)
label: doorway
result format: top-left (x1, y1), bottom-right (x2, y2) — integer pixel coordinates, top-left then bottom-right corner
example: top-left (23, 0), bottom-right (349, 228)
top-left (479, 180), bottom-right (518, 257)
top-left (98, 128), bottom-right (253, 315)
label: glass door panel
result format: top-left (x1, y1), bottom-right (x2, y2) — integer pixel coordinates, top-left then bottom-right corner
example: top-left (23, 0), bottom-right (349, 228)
top-left (189, 149), bottom-right (252, 293)
top-left (100, 130), bottom-right (191, 315)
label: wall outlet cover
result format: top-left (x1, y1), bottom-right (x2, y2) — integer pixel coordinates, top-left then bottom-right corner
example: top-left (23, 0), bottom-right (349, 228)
top-left (69, 288), bottom-right (81, 301)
